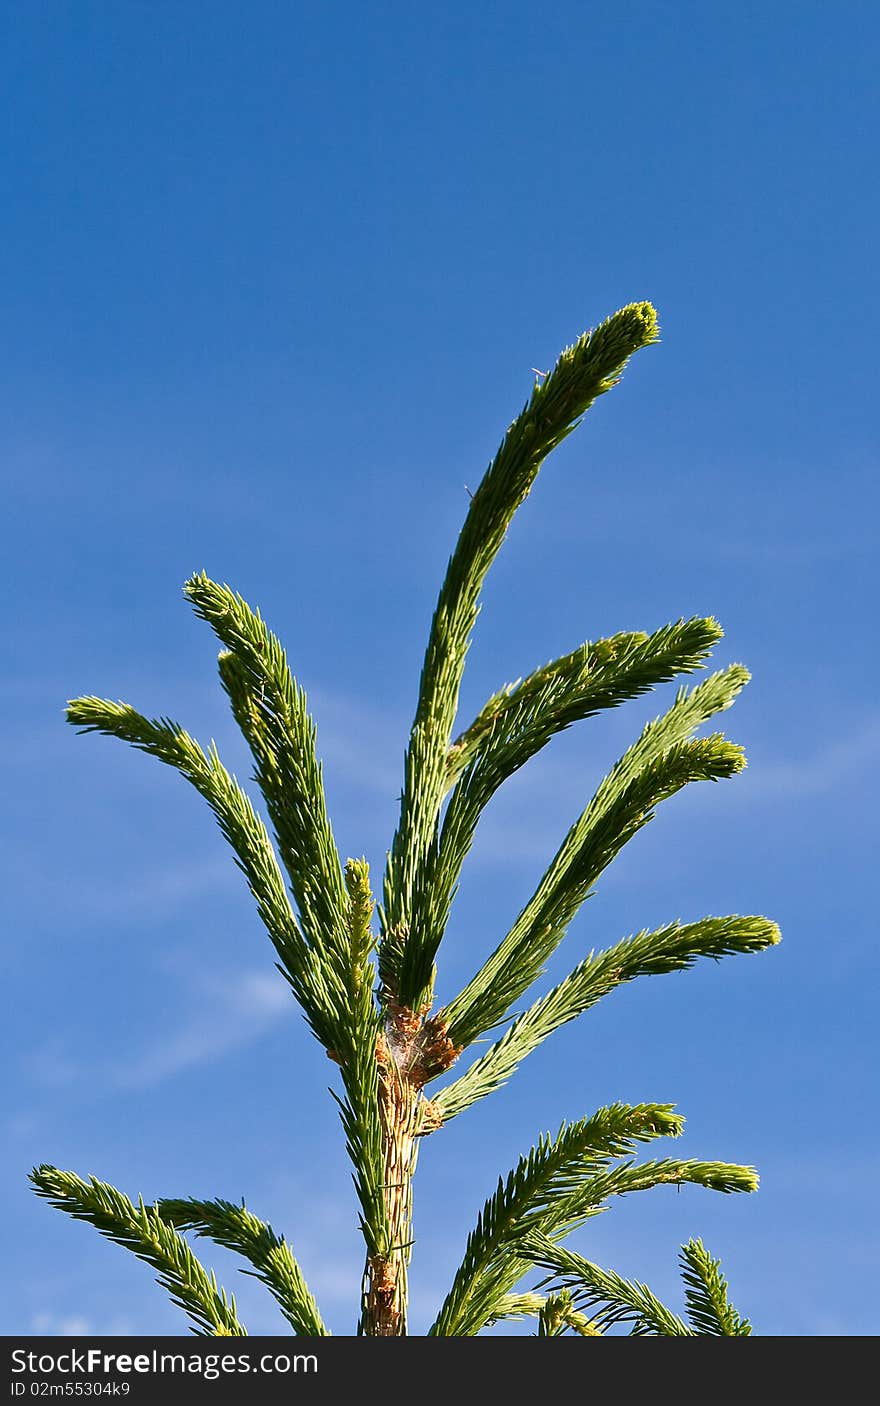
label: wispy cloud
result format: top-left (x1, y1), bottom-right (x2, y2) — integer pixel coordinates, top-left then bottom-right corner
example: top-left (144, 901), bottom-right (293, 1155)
top-left (8, 855), bottom-right (244, 938)
top-left (23, 968), bottom-right (293, 1094)
top-left (23, 1041), bottom-right (84, 1090)
top-left (712, 535), bottom-right (875, 565)
top-left (79, 857), bottom-right (241, 922)
top-left (117, 970), bottom-right (291, 1089)
top-left (455, 714), bottom-right (880, 874)
top-left (736, 717), bottom-right (880, 801)
top-left (9, 671), bottom-right (405, 800)
top-left (30, 1312), bottom-right (94, 1336)
top-left (30, 1311), bottom-right (136, 1337)
top-left (310, 687), bottom-right (406, 798)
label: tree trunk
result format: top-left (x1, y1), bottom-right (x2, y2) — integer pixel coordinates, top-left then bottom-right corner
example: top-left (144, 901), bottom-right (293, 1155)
top-left (360, 1005), bottom-right (458, 1334)
top-left (361, 1048), bottom-right (420, 1335)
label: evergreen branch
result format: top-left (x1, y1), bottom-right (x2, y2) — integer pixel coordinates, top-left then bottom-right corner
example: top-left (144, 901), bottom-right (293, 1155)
top-left (185, 574), bottom-right (347, 957)
top-left (66, 694), bottom-right (386, 1257)
top-left (332, 860), bottom-right (389, 1259)
top-left (409, 618), bottom-right (725, 987)
top-left (65, 697), bottom-right (343, 1050)
top-left (156, 1197), bottom-right (328, 1336)
top-left (537, 1158), bottom-right (758, 1239)
top-left (30, 1169), bottom-right (246, 1337)
top-left (537, 1290), bottom-right (602, 1336)
top-left (382, 302), bottom-right (660, 1009)
top-left (523, 1233), bottom-right (691, 1336)
top-left (432, 915), bottom-right (780, 1122)
top-left (679, 1237), bottom-right (752, 1335)
top-left (344, 856), bottom-right (376, 978)
top-left (429, 1101), bottom-right (681, 1337)
top-left (445, 616), bottom-right (722, 789)
top-left (441, 666), bottom-right (749, 1048)
top-left (433, 1118), bottom-right (755, 1338)
top-left (525, 1233), bottom-right (752, 1336)
top-left (487, 1158), bottom-right (756, 1338)
top-left (39, 293), bottom-right (779, 1343)
top-left (484, 1292), bottom-right (548, 1326)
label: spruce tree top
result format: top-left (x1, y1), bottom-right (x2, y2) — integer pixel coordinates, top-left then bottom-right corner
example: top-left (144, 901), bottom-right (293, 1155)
top-left (32, 301), bottom-right (779, 1336)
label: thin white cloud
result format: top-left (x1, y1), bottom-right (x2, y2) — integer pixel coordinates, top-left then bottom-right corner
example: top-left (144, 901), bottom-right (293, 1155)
top-left (117, 970), bottom-right (291, 1089)
top-left (449, 715), bottom-right (880, 873)
top-left (10, 671), bottom-right (406, 799)
top-left (306, 1262), bottom-right (362, 1306)
top-left (22, 1039), bottom-right (83, 1090)
top-left (29, 1311), bottom-right (137, 1337)
top-left (10, 846), bottom-right (243, 931)
top-left (3, 1110), bottom-right (43, 1142)
top-left (310, 687), bottom-right (406, 798)
top-left (713, 535), bottom-right (874, 565)
top-left (79, 856), bottom-right (241, 922)
top-left (23, 968), bottom-right (293, 1094)
top-left (737, 717), bottom-right (880, 801)
top-left (31, 1312), bottom-right (94, 1336)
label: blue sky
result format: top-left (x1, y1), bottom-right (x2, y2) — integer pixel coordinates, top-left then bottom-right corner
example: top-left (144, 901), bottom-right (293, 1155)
top-left (2, 1), bottom-right (876, 1336)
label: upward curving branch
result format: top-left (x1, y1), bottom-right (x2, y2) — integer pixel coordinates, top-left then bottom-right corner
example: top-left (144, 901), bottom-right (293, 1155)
top-left (432, 915), bottom-right (780, 1123)
top-left (382, 302), bottom-right (661, 1011)
top-left (411, 617), bottom-right (725, 986)
top-left (523, 1231), bottom-right (752, 1336)
top-left (444, 617), bottom-right (722, 791)
top-left (31, 1169), bottom-right (246, 1337)
top-left (679, 1238), bottom-right (752, 1335)
top-left (157, 1197), bottom-right (328, 1336)
top-left (64, 697), bottom-right (345, 1051)
top-left (429, 1102), bottom-right (682, 1337)
top-left (523, 1232), bottom-right (692, 1336)
top-left (185, 573), bottom-right (348, 961)
top-left (440, 666), bottom-right (750, 1049)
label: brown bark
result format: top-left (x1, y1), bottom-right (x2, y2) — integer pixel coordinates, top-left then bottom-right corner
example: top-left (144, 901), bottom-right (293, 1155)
top-left (360, 1007), bottom-right (461, 1335)
top-left (362, 1039), bottom-right (420, 1335)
